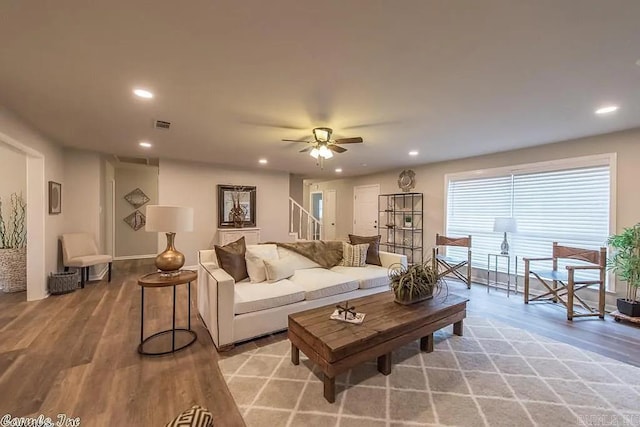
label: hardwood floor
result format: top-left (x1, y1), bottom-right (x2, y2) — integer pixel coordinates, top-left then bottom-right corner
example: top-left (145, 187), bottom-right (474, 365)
top-left (0, 260), bottom-right (244, 427)
top-left (2, 263), bottom-right (640, 427)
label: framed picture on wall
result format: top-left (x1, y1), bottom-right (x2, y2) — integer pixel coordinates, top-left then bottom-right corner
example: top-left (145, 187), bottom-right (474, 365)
top-left (217, 185), bottom-right (256, 228)
top-left (48, 181), bottom-right (62, 215)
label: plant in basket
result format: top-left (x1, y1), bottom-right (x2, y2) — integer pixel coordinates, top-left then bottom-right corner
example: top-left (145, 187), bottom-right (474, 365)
top-left (388, 260), bottom-right (446, 305)
top-left (0, 193), bottom-right (27, 293)
top-left (608, 223), bottom-right (640, 317)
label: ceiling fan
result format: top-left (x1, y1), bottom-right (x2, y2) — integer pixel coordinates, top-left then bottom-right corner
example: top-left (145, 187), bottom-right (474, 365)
top-left (282, 127), bottom-right (363, 167)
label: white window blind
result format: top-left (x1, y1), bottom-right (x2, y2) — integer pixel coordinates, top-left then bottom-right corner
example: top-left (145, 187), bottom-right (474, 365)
top-left (446, 161), bottom-right (611, 284)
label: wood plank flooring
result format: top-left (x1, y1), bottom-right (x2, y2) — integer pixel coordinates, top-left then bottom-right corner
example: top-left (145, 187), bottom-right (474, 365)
top-left (2, 263), bottom-right (640, 427)
top-left (0, 259), bottom-right (244, 427)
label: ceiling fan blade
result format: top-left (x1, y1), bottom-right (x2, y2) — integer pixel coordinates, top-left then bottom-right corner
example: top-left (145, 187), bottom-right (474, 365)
top-left (329, 145), bottom-right (347, 153)
top-left (299, 147), bottom-right (312, 153)
top-left (282, 139), bottom-right (311, 143)
top-left (334, 137), bottom-right (363, 144)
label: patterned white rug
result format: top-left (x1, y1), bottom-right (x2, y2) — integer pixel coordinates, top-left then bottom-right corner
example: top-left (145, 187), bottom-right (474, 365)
top-left (219, 316), bottom-right (640, 427)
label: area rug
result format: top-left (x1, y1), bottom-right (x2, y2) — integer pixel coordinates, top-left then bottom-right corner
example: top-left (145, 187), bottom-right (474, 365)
top-left (219, 316), bottom-right (640, 427)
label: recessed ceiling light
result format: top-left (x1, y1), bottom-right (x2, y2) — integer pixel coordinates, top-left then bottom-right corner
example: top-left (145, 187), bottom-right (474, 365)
top-left (361, 163), bottom-right (368, 167)
top-left (335, 168), bottom-right (342, 173)
top-left (636, 59), bottom-right (640, 67)
top-left (409, 150), bottom-right (419, 156)
top-left (133, 88), bottom-right (154, 99)
top-left (595, 105), bottom-right (619, 115)
top-left (139, 141), bottom-right (152, 148)
top-left (259, 159), bottom-right (268, 164)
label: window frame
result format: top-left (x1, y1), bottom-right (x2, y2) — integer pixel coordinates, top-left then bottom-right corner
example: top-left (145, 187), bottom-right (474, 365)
top-left (443, 153), bottom-right (617, 291)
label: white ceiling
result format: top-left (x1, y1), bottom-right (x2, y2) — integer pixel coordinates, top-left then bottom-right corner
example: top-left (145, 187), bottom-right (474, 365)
top-left (1, 1), bottom-right (639, 178)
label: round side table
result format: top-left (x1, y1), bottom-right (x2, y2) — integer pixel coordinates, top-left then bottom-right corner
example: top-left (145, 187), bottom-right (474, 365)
top-left (137, 270), bottom-right (197, 356)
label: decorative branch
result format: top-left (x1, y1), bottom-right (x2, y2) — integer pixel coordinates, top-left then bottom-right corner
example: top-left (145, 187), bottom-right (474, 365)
top-left (0, 197), bottom-right (6, 249)
top-left (10, 193), bottom-right (26, 248)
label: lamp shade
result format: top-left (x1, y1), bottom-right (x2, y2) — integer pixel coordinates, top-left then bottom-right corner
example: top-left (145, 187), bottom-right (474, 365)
top-left (493, 217), bottom-right (518, 233)
top-left (145, 205), bottom-right (194, 232)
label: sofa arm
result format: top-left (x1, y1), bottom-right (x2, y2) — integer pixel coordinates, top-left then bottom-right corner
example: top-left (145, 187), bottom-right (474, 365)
top-left (379, 251), bottom-right (408, 269)
top-left (197, 250), bottom-right (235, 349)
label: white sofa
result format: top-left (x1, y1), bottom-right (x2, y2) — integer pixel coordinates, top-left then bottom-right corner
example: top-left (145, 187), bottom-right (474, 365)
top-left (197, 244), bottom-right (407, 349)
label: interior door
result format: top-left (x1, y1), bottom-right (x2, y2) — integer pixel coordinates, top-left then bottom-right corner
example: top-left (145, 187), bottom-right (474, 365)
top-left (324, 189), bottom-right (337, 240)
top-left (353, 184), bottom-right (380, 236)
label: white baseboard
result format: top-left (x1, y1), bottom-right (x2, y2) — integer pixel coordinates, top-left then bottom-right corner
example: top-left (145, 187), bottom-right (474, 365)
top-left (114, 254), bottom-right (156, 261)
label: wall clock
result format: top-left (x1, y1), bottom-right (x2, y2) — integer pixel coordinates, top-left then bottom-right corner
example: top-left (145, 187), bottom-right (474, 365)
top-left (397, 170), bottom-right (416, 192)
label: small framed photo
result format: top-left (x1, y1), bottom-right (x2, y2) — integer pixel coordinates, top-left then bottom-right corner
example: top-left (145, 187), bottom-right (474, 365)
top-left (49, 181), bottom-right (62, 215)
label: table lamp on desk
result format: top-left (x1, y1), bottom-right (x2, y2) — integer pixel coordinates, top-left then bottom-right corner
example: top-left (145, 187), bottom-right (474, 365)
top-left (145, 205), bottom-right (194, 276)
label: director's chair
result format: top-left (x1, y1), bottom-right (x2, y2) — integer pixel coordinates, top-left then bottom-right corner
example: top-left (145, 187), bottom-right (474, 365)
top-left (524, 242), bottom-right (606, 321)
top-left (432, 234), bottom-right (472, 288)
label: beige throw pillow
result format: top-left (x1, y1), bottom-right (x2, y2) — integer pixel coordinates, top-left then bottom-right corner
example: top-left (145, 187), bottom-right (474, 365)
top-left (340, 242), bottom-right (369, 267)
top-left (263, 257), bottom-right (295, 282)
top-left (348, 234), bottom-right (382, 266)
top-left (245, 244), bottom-right (279, 283)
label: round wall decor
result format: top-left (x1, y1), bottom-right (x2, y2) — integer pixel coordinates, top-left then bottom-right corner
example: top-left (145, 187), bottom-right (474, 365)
top-left (397, 169), bottom-right (416, 192)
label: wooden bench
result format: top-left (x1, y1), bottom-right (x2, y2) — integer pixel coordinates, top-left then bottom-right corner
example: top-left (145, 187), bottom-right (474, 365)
top-left (288, 291), bottom-right (468, 402)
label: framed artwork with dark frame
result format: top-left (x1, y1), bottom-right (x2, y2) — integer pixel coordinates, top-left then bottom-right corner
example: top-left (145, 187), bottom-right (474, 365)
top-left (217, 185), bottom-right (256, 228)
top-left (48, 181), bottom-right (62, 215)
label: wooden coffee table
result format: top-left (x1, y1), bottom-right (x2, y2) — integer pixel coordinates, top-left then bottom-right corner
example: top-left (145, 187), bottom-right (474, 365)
top-left (288, 291), bottom-right (468, 402)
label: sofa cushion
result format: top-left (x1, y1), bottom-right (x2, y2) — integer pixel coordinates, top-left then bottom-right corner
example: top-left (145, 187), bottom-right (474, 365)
top-left (276, 247), bottom-right (321, 270)
top-left (339, 242), bottom-right (369, 267)
top-left (245, 244), bottom-right (279, 283)
top-left (215, 237), bottom-right (248, 282)
top-left (349, 234), bottom-right (382, 266)
top-left (264, 258), bottom-right (295, 282)
top-left (234, 279), bottom-right (305, 315)
top-left (289, 268), bottom-right (359, 301)
top-left (331, 265), bottom-right (391, 289)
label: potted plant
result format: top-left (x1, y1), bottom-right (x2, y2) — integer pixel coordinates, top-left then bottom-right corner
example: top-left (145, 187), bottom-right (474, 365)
top-left (0, 193), bottom-right (27, 293)
top-left (388, 260), bottom-right (444, 305)
top-left (608, 223), bottom-right (640, 317)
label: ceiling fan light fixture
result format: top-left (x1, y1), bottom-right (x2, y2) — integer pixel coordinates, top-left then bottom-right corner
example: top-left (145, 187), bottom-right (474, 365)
top-left (313, 127), bottom-right (332, 142)
top-left (310, 147), bottom-right (320, 159)
top-left (318, 145), bottom-right (333, 159)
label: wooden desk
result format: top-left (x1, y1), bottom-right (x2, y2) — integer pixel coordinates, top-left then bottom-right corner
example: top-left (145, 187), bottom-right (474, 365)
top-left (137, 270), bottom-right (197, 356)
top-left (288, 291), bottom-right (468, 402)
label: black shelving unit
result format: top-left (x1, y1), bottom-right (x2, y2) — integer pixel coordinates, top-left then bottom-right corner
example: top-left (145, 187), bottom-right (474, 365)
top-left (378, 192), bottom-right (423, 265)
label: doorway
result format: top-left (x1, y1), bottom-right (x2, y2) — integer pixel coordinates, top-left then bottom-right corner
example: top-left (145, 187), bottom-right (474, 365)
top-left (311, 191), bottom-right (322, 240)
top-left (353, 184), bottom-right (380, 236)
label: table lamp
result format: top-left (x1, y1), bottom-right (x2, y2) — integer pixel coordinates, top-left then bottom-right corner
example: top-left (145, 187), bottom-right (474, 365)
top-left (493, 217), bottom-right (517, 255)
top-left (146, 205), bottom-right (194, 276)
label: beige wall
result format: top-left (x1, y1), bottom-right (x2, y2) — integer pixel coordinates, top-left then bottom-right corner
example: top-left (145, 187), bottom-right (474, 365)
top-left (63, 149), bottom-right (103, 249)
top-left (0, 142), bottom-right (26, 221)
top-left (0, 106), bottom-right (66, 300)
top-left (305, 178), bottom-right (358, 241)
top-left (159, 159), bottom-right (290, 266)
top-left (115, 165), bottom-right (159, 257)
top-left (309, 128), bottom-right (640, 303)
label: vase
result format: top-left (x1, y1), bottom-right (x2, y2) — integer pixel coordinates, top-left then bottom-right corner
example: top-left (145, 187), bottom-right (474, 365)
top-left (0, 247), bottom-right (27, 293)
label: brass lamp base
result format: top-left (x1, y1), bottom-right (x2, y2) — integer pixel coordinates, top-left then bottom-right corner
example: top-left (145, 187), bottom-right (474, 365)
top-left (156, 232), bottom-right (185, 276)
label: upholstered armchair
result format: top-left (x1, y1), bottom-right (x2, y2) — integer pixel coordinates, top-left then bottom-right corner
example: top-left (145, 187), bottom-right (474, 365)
top-left (61, 233), bottom-right (112, 288)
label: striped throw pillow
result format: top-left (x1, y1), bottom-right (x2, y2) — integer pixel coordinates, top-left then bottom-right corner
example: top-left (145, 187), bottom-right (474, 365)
top-left (165, 405), bottom-right (213, 427)
top-left (340, 242), bottom-right (369, 267)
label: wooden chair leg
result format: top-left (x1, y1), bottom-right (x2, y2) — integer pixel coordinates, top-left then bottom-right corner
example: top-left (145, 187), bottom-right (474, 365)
top-left (64, 266), bottom-right (69, 272)
top-left (108, 262), bottom-right (112, 282)
top-left (567, 272), bottom-right (574, 321)
top-left (80, 267), bottom-right (85, 288)
top-left (524, 261), bottom-right (530, 304)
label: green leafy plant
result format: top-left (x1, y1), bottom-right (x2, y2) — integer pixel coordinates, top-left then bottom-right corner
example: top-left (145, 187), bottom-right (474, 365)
top-left (607, 223), bottom-right (640, 302)
top-left (388, 260), bottom-right (445, 303)
top-left (0, 193), bottom-right (26, 249)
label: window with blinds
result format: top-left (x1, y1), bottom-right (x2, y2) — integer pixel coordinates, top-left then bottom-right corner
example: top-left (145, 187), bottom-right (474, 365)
top-left (445, 157), bottom-right (612, 285)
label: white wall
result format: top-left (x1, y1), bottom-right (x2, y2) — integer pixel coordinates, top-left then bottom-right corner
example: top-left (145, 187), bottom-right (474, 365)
top-left (63, 149), bottom-right (102, 245)
top-left (308, 127), bottom-right (640, 304)
top-left (115, 165), bottom-right (158, 257)
top-left (159, 159), bottom-right (290, 266)
top-left (0, 142), bottom-right (26, 226)
top-left (0, 106), bottom-right (65, 300)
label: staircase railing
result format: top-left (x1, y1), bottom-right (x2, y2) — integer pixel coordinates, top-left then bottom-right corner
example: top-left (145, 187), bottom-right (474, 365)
top-left (289, 197), bottom-right (322, 240)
